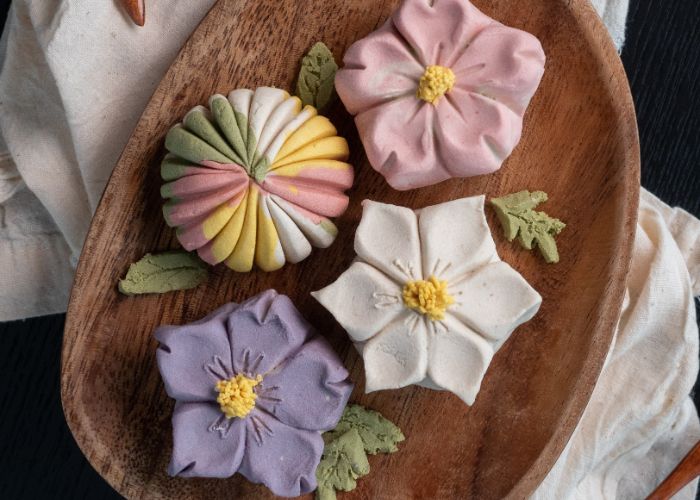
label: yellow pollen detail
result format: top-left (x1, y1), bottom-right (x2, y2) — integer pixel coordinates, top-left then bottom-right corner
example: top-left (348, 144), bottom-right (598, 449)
top-left (215, 373), bottom-right (262, 419)
top-left (402, 276), bottom-right (455, 321)
top-left (417, 65), bottom-right (456, 104)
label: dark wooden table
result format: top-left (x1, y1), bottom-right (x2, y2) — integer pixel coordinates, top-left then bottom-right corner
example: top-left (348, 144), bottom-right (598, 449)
top-left (1, 1), bottom-right (698, 498)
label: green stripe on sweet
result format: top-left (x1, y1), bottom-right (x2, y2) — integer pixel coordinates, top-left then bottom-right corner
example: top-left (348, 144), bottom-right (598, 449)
top-left (320, 219), bottom-right (338, 237)
top-left (233, 107), bottom-right (248, 146)
top-left (250, 156), bottom-right (270, 183)
top-left (162, 203), bottom-right (177, 227)
top-left (165, 125), bottom-right (233, 166)
top-left (183, 108), bottom-right (244, 165)
top-left (160, 183), bottom-right (175, 199)
top-left (210, 96), bottom-right (249, 167)
top-left (245, 121), bottom-right (258, 170)
top-left (161, 154), bottom-right (192, 181)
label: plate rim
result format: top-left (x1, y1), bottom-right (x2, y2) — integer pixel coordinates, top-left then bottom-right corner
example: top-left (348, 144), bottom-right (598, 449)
top-left (61, 0), bottom-right (641, 498)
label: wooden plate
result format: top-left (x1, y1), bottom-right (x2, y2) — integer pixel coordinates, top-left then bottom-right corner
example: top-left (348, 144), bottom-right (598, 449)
top-left (61, 0), bottom-right (639, 498)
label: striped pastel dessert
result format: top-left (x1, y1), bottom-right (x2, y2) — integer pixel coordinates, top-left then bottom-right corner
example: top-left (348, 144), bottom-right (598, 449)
top-left (161, 87), bottom-right (354, 272)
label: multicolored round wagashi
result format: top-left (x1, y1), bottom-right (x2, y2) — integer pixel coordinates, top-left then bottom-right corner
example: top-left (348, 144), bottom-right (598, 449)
top-left (161, 87), bottom-right (354, 272)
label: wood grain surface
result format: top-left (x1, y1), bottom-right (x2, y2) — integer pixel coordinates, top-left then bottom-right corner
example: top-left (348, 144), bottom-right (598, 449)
top-left (59, 0), bottom-right (640, 498)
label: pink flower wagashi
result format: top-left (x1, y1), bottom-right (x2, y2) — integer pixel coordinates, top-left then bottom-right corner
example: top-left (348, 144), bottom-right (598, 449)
top-left (161, 87), bottom-right (354, 272)
top-left (335, 0), bottom-right (546, 190)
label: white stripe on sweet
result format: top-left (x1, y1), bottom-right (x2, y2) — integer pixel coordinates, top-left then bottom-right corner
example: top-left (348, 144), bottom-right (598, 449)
top-left (270, 194), bottom-right (337, 248)
top-left (267, 196), bottom-right (312, 264)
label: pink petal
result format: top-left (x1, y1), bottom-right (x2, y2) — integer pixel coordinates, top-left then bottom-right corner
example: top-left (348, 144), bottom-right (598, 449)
top-left (393, 0), bottom-right (494, 66)
top-left (451, 24), bottom-right (545, 115)
top-left (335, 20), bottom-right (423, 115)
top-left (354, 96), bottom-right (452, 190)
top-left (435, 87), bottom-right (524, 177)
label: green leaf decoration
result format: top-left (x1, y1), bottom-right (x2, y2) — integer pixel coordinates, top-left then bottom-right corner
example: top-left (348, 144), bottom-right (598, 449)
top-left (326, 404), bottom-right (405, 454)
top-left (118, 251), bottom-right (208, 295)
top-left (316, 429), bottom-right (370, 500)
top-left (296, 42), bottom-right (338, 112)
top-left (316, 405), bottom-right (404, 500)
top-left (490, 190), bottom-right (566, 264)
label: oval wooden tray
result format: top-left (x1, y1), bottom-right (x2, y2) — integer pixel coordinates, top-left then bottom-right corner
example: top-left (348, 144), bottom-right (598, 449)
top-left (61, 0), bottom-right (639, 498)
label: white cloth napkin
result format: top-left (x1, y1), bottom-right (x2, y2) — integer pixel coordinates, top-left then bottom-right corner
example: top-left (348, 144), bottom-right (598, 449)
top-left (2, 1), bottom-right (699, 498)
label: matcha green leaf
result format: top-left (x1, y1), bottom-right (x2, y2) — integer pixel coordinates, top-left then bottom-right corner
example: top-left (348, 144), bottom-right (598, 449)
top-left (327, 404), bottom-right (405, 454)
top-left (315, 404), bottom-right (404, 499)
top-left (296, 42), bottom-right (338, 112)
top-left (316, 429), bottom-right (370, 500)
top-left (118, 251), bottom-right (208, 296)
top-left (490, 190), bottom-right (566, 264)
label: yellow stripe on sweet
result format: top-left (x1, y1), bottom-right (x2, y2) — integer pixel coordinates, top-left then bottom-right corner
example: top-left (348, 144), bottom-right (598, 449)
top-left (254, 196), bottom-right (285, 272)
top-left (202, 194), bottom-right (245, 240)
top-left (208, 190), bottom-right (249, 262)
top-left (271, 136), bottom-right (349, 169)
top-left (225, 186), bottom-right (259, 272)
top-left (260, 106), bottom-right (317, 171)
top-left (274, 115), bottom-right (335, 162)
top-left (268, 159), bottom-right (352, 176)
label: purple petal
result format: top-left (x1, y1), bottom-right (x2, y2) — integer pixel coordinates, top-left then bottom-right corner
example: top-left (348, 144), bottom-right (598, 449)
top-left (155, 303), bottom-right (238, 402)
top-left (257, 337), bottom-right (353, 432)
top-left (239, 411), bottom-right (323, 496)
top-left (228, 290), bottom-right (313, 377)
top-left (168, 402), bottom-right (245, 478)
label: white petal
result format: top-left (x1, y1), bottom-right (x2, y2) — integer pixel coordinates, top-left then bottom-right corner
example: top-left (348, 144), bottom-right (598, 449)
top-left (355, 200), bottom-right (422, 283)
top-left (449, 261), bottom-right (541, 349)
top-left (312, 261), bottom-right (404, 342)
top-left (417, 195), bottom-right (498, 282)
top-left (362, 315), bottom-right (428, 393)
top-left (268, 196), bottom-right (312, 263)
top-left (426, 315), bottom-right (494, 406)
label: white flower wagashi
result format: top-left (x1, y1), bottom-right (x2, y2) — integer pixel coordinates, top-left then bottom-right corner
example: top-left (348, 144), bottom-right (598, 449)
top-left (312, 196), bottom-right (542, 405)
top-left (161, 87), bottom-right (354, 272)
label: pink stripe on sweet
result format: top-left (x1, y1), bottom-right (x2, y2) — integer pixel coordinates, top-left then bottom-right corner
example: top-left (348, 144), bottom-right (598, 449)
top-left (200, 160), bottom-right (248, 173)
top-left (268, 163), bottom-right (354, 190)
top-left (261, 177), bottom-right (349, 218)
top-left (335, 21), bottom-right (423, 116)
top-left (451, 27), bottom-right (545, 115)
top-left (166, 170), bottom-right (249, 198)
top-left (393, 0), bottom-right (494, 66)
top-left (271, 195), bottom-right (327, 226)
top-left (196, 242), bottom-right (217, 265)
top-left (176, 191), bottom-right (247, 252)
top-left (165, 181), bottom-right (249, 226)
top-left (175, 218), bottom-right (209, 251)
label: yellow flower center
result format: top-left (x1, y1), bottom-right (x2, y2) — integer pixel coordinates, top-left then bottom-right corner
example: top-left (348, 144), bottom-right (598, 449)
top-left (215, 373), bottom-right (262, 419)
top-left (402, 276), bottom-right (455, 321)
top-left (417, 65), bottom-right (456, 104)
